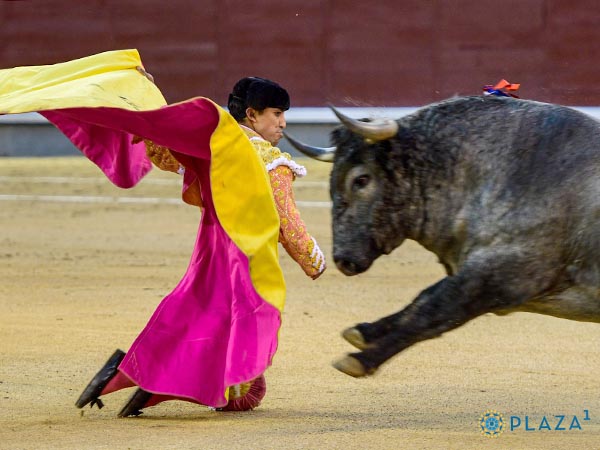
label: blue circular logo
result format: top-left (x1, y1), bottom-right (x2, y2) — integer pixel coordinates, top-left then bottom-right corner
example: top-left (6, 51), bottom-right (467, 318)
top-left (480, 410), bottom-right (505, 438)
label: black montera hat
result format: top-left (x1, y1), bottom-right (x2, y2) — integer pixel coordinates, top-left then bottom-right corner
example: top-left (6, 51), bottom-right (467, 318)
top-left (228, 77), bottom-right (290, 121)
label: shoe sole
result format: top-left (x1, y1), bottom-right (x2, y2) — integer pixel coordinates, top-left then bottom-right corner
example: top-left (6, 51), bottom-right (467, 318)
top-left (75, 349), bottom-right (126, 409)
top-left (117, 388), bottom-right (152, 418)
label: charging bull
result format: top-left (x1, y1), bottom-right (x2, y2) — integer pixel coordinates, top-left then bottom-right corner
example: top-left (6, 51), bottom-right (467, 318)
top-left (285, 95), bottom-right (600, 378)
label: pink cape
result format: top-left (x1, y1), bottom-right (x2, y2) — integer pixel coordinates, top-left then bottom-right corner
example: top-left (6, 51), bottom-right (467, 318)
top-left (41, 98), bottom-right (283, 408)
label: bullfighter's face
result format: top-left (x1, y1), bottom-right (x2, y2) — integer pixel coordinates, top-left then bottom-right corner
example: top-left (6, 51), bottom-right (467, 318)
top-left (245, 107), bottom-right (287, 146)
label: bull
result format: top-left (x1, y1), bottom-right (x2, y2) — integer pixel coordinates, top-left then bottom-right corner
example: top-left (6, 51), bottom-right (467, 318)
top-left (285, 95), bottom-right (600, 378)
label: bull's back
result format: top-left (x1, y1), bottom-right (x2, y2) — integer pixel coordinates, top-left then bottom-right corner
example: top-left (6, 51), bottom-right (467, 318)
top-left (451, 97), bottom-right (600, 217)
top-left (471, 98), bottom-right (600, 316)
top-left (434, 98), bottom-right (600, 322)
top-left (427, 96), bottom-right (600, 282)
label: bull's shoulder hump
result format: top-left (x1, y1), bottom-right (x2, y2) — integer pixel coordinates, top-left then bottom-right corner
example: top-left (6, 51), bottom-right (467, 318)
top-left (404, 96), bottom-right (600, 132)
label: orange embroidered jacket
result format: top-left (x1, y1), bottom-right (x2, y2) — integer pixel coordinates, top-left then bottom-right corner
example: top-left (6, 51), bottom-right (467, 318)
top-left (240, 126), bottom-right (325, 278)
top-left (144, 127), bottom-right (326, 278)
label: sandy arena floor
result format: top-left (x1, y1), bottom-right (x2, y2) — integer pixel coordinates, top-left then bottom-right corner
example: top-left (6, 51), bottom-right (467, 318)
top-left (1, 157), bottom-right (598, 449)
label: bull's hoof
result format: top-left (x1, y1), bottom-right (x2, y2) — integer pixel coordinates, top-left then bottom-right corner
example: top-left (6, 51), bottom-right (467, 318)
top-left (342, 327), bottom-right (370, 350)
top-left (332, 355), bottom-right (374, 378)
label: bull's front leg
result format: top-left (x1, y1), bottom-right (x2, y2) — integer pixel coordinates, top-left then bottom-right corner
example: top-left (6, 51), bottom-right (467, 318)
top-left (334, 268), bottom-right (530, 377)
top-left (341, 278), bottom-right (448, 351)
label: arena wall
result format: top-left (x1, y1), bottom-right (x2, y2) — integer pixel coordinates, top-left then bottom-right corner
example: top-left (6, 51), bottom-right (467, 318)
top-left (2, 0), bottom-right (600, 107)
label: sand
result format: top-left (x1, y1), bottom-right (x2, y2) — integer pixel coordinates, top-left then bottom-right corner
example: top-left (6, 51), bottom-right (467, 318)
top-left (1, 157), bottom-right (598, 449)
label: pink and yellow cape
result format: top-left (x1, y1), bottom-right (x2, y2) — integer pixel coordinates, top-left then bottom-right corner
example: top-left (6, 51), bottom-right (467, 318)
top-left (0, 49), bottom-right (286, 408)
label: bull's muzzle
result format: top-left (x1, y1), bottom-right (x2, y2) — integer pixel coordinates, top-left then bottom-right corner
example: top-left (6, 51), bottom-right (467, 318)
top-left (334, 256), bottom-right (371, 276)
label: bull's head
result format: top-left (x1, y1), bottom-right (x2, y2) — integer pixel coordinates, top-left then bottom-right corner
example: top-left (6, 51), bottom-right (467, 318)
top-left (286, 107), bottom-right (411, 276)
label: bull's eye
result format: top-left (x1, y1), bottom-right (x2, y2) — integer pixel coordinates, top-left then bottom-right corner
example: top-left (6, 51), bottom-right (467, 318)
top-left (352, 174), bottom-right (370, 191)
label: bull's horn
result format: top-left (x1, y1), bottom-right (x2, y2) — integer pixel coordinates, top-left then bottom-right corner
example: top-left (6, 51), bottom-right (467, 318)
top-left (283, 131), bottom-right (336, 162)
top-left (329, 104), bottom-right (398, 141)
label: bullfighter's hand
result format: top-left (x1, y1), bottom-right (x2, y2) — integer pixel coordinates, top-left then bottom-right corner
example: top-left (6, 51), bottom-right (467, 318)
top-left (311, 267), bottom-right (325, 280)
top-left (144, 139), bottom-right (181, 173)
top-left (136, 66), bottom-right (155, 83)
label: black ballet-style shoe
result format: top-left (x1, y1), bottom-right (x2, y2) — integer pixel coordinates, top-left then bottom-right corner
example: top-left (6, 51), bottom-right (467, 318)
top-left (75, 349), bottom-right (126, 409)
top-left (117, 388), bottom-right (152, 418)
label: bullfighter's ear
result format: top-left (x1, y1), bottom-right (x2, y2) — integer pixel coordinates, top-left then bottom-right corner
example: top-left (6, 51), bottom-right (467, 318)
top-left (283, 131), bottom-right (336, 162)
top-left (328, 104), bottom-right (398, 142)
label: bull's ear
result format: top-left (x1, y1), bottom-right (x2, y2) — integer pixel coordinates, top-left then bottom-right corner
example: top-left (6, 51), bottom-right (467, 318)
top-left (283, 131), bottom-right (336, 162)
top-left (328, 104), bottom-right (398, 142)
